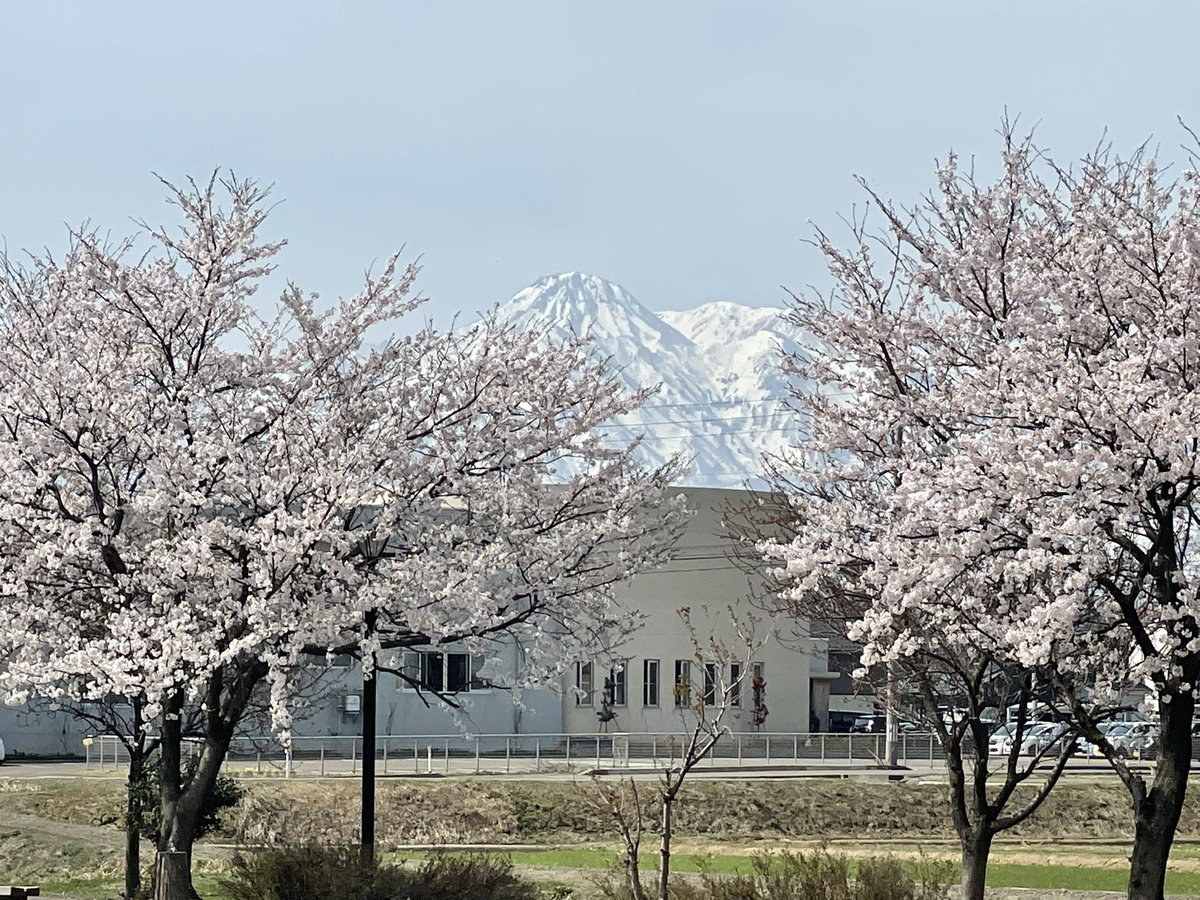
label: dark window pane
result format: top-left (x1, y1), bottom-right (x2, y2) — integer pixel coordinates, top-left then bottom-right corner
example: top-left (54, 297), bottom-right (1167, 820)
top-left (448, 653), bottom-right (470, 692)
top-left (422, 652), bottom-right (444, 692)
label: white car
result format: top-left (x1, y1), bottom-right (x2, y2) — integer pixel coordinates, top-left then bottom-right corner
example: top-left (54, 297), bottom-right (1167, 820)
top-left (0, 735), bottom-right (6, 764)
top-left (1019, 722), bottom-right (1070, 756)
top-left (988, 725), bottom-right (1015, 756)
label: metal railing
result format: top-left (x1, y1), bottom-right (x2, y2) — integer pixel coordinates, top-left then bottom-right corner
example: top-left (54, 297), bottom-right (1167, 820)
top-left (84, 730), bottom-right (950, 775)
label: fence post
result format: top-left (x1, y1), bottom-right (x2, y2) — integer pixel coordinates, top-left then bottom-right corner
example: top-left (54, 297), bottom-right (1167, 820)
top-left (794, 735), bottom-right (799, 763)
top-left (737, 733), bottom-right (743, 766)
top-left (536, 737), bottom-right (541, 773)
top-left (321, 743), bottom-right (326, 777)
top-left (476, 737), bottom-right (481, 774)
top-left (506, 737), bottom-right (512, 774)
top-left (766, 736), bottom-right (771, 765)
top-left (383, 739), bottom-right (389, 776)
top-left (821, 733), bottom-right (826, 761)
top-left (849, 735), bottom-right (853, 761)
top-left (929, 733), bottom-right (934, 764)
top-left (444, 738), bottom-right (450, 774)
top-left (256, 751), bottom-right (262, 774)
top-left (351, 738), bottom-right (357, 775)
top-left (565, 736), bottom-right (571, 768)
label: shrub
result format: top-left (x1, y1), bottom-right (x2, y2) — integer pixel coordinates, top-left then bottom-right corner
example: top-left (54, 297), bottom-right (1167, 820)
top-left (593, 849), bottom-right (950, 900)
top-left (220, 846), bottom-right (544, 900)
top-left (379, 852), bottom-right (542, 900)
top-left (220, 845), bottom-right (376, 900)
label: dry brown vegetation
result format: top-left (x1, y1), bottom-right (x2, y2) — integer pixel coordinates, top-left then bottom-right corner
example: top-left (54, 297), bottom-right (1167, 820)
top-left (0, 776), bottom-right (1158, 850)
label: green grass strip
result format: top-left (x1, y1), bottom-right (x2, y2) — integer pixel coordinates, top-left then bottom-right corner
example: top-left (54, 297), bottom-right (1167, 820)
top-left (393, 847), bottom-right (1200, 894)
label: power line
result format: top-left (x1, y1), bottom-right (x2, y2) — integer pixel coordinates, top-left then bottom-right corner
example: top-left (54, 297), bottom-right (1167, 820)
top-left (639, 399), bottom-right (775, 411)
top-left (598, 425), bottom-right (800, 443)
top-left (613, 410), bottom-right (795, 428)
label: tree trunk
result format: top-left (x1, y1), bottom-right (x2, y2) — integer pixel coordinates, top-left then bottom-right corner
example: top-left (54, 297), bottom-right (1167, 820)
top-left (125, 749), bottom-right (144, 899)
top-left (1128, 691), bottom-right (1193, 900)
top-left (154, 851), bottom-right (190, 900)
top-left (154, 664), bottom-right (263, 899)
top-left (960, 828), bottom-right (994, 900)
top-left (658, 795), bottom-right (673, 900)
top-left (626, 840), bottom-right (645, 900)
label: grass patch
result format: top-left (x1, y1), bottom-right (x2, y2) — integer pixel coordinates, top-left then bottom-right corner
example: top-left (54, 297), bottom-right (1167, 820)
top-left (394, 847), bottom-right (1200, 894)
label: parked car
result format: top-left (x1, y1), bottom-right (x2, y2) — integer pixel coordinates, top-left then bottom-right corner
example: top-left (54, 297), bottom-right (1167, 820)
top-left (851, 715), bottom-right (888, 733)
top-left (988, 724), bottom-right (1015, 756)
top-left (1019, 722), bottom-right (1070, 756)
top-left (1076, 720), bottom-right (1125, 758)
top-left (1111, 722), bottom-right (1158, 758)
top-left (827, 711), bottom-right (860, 733)
top-left (0, 735), bottom-right (6, 764)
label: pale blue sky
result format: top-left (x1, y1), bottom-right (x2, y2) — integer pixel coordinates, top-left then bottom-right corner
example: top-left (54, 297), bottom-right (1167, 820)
top-left (2, 2), bottom-right (1197, 324)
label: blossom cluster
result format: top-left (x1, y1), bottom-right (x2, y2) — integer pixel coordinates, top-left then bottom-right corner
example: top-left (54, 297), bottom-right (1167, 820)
top-left (765, 132), bottom-right (1200, 700)
top-left (0, 175), bottom-right (686, 733)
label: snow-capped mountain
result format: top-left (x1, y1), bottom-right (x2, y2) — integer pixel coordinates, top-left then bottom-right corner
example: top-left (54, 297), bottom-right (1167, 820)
top-left (498, 273), bottom-right (807, 488)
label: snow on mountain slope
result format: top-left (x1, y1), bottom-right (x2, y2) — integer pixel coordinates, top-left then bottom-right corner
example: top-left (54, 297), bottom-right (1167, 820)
top-left (497, 274), bottom-right (807, 488)
top-left (660, 302), bottom-right (804, 402)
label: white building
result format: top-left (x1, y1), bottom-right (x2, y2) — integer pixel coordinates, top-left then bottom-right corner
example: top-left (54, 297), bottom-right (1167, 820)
top-left (0, 488), bottom-right (833, 757)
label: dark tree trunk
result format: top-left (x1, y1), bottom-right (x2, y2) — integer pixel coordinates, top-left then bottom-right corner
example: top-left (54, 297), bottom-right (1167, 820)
top-left (154, 663), bottom-right (264, 899)
top-left (125, 749), bottom-right (144, 899)
top-left (960, 828), bottom-right (994, 900)
top-left (1128, 690), bottom-right (1194, 900)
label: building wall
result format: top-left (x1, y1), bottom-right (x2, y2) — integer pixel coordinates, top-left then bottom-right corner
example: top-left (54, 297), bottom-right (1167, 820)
top-left (561, 487), bottom-right (812, 735)
top-left (0, 703), bottom-right (94, 757)
top-left (291, 655), bottom-right (563, 739)
top-left (0, 487), bottom-right (820, 756)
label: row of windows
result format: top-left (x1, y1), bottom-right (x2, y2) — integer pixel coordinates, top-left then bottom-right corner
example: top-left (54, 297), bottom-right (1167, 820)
top-left (399, 651), bottom-right (489, 693)
top-left (575, 659), bottom-right (763, 709)
top-left (325, 650), bottom-right (489, 693)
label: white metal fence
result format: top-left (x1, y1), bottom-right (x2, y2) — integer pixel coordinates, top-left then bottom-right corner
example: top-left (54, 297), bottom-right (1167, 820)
top-left (84, 730), bottom-right (949, 775)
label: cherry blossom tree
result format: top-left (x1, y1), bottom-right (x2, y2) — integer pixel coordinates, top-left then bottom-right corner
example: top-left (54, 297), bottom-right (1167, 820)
top-left (764, 125), bottom-right (1200, 900)
top-left (0, 174), bottom-right (686, 898)
top-left (751, 481), bottom-right (1076, 900)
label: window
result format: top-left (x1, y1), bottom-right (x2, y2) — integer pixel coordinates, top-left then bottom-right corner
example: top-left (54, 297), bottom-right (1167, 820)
top-left (674, 659), bottom-right (691, 707)
top-left (447, 653), bottom-right (471, 693)
top-left (703, 663), bottom-right (718, 707)
top-left (400, 651), bottom-right (487, 693)
top-left (608, 664), bottom-right (627, 706)
top-left (576, 661), bottom-right (594, 706)
top-left (643, 659), bottom-right (660, 707)
top-left (421, 652), bottom-right (444, 692)
top-left (729, 662), bottom-right (742, 708)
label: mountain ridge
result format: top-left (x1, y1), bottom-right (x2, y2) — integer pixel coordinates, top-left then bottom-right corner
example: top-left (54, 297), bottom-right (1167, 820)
top-left (497, 273), bottom-right (805, 488)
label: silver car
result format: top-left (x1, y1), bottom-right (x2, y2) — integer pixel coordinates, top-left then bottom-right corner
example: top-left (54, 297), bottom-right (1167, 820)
top-left (1019, 722), bottom-right (1069, 755)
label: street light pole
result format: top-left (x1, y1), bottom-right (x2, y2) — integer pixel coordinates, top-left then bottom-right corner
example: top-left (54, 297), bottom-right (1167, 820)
top-left (361, 607), bottom-right (378, 866)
